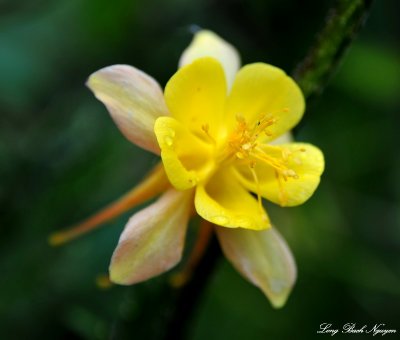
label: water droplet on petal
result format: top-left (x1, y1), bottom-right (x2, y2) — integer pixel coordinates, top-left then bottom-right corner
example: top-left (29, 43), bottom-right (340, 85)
top-left (164, 136), bottom-right (173, 146)
top-left (213, 215), bottom-right (229, 225)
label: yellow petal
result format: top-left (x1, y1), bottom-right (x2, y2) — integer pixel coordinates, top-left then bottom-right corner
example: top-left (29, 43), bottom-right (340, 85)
top-left (216, 226), bottom-right (297, 308)
top-left (235, 143), bottom-right (324, 207)
top-left (226, 63), bottom-right (305, 141)
top-left (154, 116), bottom-right (214, 190)
top-left (164, 57), bottom-right (227, 141)
top-left (109, 189), bottom-right (192, 285)
top-left (179, 30), bottom-right (240, 90)
top-left (87, 65), bottom-right (169, 154)
top-left (195, 168), bottom-right (270, 230)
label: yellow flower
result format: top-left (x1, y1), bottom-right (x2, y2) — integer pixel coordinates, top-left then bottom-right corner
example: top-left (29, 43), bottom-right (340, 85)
top-left (50, 30), bottom-right (324, 308)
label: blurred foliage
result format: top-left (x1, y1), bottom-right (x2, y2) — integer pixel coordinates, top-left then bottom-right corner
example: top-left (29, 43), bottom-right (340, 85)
top-left (0, 0), bottom-right (399, 339)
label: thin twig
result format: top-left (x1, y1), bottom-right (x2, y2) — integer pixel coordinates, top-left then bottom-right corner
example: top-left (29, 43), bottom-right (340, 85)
top-left (293, 0), bottom-right (374, 98)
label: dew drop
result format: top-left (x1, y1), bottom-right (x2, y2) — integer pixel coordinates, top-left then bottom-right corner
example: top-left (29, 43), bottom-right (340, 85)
top-left (164, 128), bottom-right (175, 138)
top-left (236, 151), bottom-right (245, 159)
top-left (213, 215), bottom-right (229, 225)
top-left (164, 136), bottom-right (174, 146)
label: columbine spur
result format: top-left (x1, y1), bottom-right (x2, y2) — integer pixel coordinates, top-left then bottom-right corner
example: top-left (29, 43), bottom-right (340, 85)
top-left (51, 30), bottom-right (324, 308)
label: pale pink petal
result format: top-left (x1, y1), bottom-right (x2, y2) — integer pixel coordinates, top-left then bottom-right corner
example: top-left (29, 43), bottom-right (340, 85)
top-left (109, 189), bottom-right (192, 284)
top-left (216, 226), bottom-right (297, 308)
top-left (87, 65), bottom-right (169, 154)
top-left (179, 30), bottom-right (240, 90)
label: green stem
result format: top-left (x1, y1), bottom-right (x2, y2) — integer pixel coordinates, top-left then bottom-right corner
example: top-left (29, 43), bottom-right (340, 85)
top-left (293, 0), bottom-right (374, 98)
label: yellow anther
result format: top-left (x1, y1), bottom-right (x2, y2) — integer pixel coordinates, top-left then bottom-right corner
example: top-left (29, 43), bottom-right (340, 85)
top-left (242, 143), bottom-right (252, 151)
top-left (236, 151), bottom-right (245, 159)
top-left (282, 169), bottom-right (298, 179)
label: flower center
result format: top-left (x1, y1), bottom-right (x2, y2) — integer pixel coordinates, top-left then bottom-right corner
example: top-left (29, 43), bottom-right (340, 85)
top-left (228, 113), bottom-right (275, 160)
top-left (197, 109), bottom-right (303, 206)
top-left (224, 111), bottom-right (300, 206)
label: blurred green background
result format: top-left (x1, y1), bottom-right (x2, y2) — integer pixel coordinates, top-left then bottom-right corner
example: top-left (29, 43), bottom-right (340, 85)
top-left (1, 0), bottom-right (399, 339)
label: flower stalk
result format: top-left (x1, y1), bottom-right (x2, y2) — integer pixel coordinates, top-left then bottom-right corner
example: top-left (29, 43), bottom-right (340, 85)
top-left (294, 0), bottom-right (374, 98)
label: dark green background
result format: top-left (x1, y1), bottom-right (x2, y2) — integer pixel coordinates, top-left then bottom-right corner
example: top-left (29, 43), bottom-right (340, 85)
top-left (1, 0), bottom-right (399, 339)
